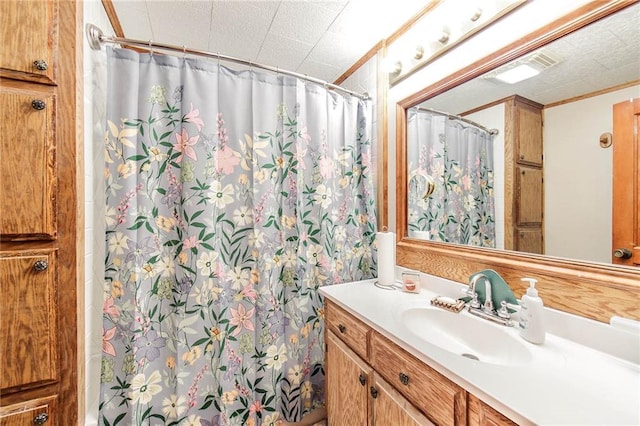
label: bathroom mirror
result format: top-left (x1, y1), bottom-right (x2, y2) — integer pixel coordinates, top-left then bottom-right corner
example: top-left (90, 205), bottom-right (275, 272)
top-left (400, 1), bottom-right (639, 265)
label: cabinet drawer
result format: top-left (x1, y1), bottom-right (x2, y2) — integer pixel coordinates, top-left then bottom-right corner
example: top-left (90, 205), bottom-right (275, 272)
top-left (0, 85), bottom-right (57, 240)
top-left (0, 250), bottom-right (58, 392)
top-left (325, 300), bottom-right (370, 361)
top-left (0, 1), bottom-right (57, 84)
top-left (0, 395), bottom-right (56, 425)
top-left (371, 332), bottom-right (466, 426)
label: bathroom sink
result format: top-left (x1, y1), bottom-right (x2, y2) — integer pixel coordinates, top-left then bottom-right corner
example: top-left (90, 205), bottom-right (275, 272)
top-left (399, 306), bottom-right (532, 366)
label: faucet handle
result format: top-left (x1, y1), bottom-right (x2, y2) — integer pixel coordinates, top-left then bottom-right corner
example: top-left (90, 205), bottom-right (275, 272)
top-left (470, 292), bottom-right (481, 309)
top-left (497, 301), bottom-right (510, 319)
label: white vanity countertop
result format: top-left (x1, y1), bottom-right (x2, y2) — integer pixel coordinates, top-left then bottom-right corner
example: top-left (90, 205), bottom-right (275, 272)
top-left (320, 278), bottom-right (640, 425)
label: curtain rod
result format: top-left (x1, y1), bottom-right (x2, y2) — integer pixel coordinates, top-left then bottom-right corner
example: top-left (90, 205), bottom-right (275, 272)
top-left (85, 24), bottom-right (369, 101)
top-left (413, 106), bottom-right (499, 136)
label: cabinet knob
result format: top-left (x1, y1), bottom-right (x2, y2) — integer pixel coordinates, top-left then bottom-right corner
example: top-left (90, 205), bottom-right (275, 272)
top-left (358, 373), bottom-right (366, 386)
top-left (33, 59), bottom-right (48, 71)
top-left (398, 372), bottom-right (410, 386)
top-left (31, 99), bottom-right (46, 110)
top-left (33, 412), bottom-right (49, 424)
top-left (370, 386), bottom-right (378, 399)
top-left (337, 324), bottom-right (346, 334)
top-left (34, 260), bottom-right (49, 272)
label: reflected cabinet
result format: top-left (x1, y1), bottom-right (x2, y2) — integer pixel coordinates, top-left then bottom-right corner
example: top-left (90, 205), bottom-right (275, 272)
top-left (504, 96), bottom-right (544, 254)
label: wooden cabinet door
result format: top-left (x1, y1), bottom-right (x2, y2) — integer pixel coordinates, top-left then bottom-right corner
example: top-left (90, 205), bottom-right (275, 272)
top-left (0, 250), bottom-right (58, 392)
top-left (0, 396), bottom-right (56, 426)
top-left (0, 0), bottom-right (57, 84)
top-left (516, 229), bottom-right (543, 254)
top-left (467, 394), bottom-right (517, 426)
top-left (0, 84), bottom-right (56, 240)
top-left (326, 331), bottom-right (372, 426)
top-left (516, 167), bottom-right (542, 225)
top-left (515, 101), bottom-right (543, 166)
top-left (371, 372), bottom-right (434, 426)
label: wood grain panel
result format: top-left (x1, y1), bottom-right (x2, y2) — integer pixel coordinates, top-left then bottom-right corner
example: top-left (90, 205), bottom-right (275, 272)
top-left (467, 393), bottom-right (517, 426)
top-left (515, 101), bottom-right (543, 166)
top-left (0, 0), bottom-right (57, 84)
top-left (325, 300), bottom-right (371, 361)
top-left (516, 167), bottom-right (542, 225)
top-left (372, 372), bottom-right (434, 426)
top-left (371, 332), bottom-right (466, 426)
top-left (326, 331), bottom-right (372, 426)
top-left (0, 395), bottom-right (57, 426)
top-left (0, 250), bottom-right (58, 392)
top-left (396, 239), bottom-right (640, 323)
top-left (515, 229), bottom-right (543, 254)
top-left (0, 85), bottom-right (57, 240)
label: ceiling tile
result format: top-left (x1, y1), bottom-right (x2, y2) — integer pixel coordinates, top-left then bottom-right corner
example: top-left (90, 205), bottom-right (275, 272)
top-left (207, 2), bottom-right (279, 59)
top-left (297, 59), bottom-right (343, 83)
top-left (257, 33), bottom-right (314, 71)
top-left (269, 1), bottom-right (341, 45)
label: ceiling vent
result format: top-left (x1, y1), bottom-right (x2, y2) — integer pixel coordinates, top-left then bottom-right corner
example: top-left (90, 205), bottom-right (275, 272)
top-left (527, 51), bottom-right (561, 70)
top-left (482, 49), bottom-right (562, 83)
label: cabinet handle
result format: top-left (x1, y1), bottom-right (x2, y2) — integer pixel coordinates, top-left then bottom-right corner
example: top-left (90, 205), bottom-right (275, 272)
top-left (358, 373), bottom-right (366, 386)
top-left (33, 412), bottom-right (49, 424)
top-left (370, 386), bottom-right (378, 399)
top-left (398, 372), bottom-right (410, 386)
top-left (33, 59), bottom-right (48, 71)
top-left (31, 99), bottom-right (46, 110)
top-left (34, 260), bottom-right (49, 272)
top-left (337, 324), bottom-right (346, 334)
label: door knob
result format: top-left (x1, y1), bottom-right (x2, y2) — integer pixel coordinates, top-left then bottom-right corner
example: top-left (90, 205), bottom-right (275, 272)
top-left (33, 59), bottom-right (48, 71)
top-left (34, 260), bottom-right (49, 271)
top-left (613, 248), bottom-right (632, 259)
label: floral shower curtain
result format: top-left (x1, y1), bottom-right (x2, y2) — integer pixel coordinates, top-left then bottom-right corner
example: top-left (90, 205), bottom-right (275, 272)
top-left (100, 47), bottom-right (376, 425)
top-left (407, 108), bottom-right (495, 247)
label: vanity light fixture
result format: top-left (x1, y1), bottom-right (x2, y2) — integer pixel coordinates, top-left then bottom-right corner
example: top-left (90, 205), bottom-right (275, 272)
top-left (414, 45), bottom-right (424, 60)
top-left (383, 59), bottom-right (403, 75)
top-left (470, 7), bottom-right (483, 22)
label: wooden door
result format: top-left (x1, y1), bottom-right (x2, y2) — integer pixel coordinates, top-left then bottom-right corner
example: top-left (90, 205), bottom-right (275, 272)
top-left (326, 331), bottom-right (372, 426)
top-left (612, 98), bottom-right (640, 266)
top-left (371, 372), bottom-right (434, 426)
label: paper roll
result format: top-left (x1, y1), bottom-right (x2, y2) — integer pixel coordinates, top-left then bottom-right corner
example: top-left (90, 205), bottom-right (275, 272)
top-left (410, 230), bottom-right (430, 240)
top-left (376, 231), bottom-right (396, 286)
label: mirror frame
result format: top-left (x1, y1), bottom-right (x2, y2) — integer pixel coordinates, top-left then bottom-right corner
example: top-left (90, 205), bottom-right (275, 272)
top-left (394, 0), bottom-right (640, 323)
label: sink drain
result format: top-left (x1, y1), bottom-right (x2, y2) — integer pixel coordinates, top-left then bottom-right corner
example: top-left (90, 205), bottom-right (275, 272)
top-left (461, 353), bottom-right (480, 361)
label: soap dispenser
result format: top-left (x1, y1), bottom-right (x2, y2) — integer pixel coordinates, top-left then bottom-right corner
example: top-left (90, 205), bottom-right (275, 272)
top-left (519, 278), bottom-right (545, 344)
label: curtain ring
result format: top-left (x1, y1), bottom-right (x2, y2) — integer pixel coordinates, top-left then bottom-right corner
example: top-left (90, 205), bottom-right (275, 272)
top-left (217, 52), bottom-right (220, 67)
top-left (182, 45), bottom-right (186, 59)
top-left (148, 40), bottom-right (153, 57)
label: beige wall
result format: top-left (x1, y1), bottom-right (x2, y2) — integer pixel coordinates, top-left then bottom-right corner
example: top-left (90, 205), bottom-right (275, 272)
top-left (544, 84), bottom-right (640, 263)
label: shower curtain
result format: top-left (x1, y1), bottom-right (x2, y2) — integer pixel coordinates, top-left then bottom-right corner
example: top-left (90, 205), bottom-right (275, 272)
top-left (407, 109), bottom-right (495, 247)
top-left (100, 47), bottom-right (376, 425)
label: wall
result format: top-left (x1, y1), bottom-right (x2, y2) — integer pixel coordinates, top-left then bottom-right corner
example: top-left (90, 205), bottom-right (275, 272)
top-left (544, 84), bottom-right (640, 263)
top-left (83, 1), bottom-right (112, 424)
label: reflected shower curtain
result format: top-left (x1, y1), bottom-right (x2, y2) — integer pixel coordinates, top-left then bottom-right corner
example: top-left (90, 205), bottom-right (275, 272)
top-left (407, 109), bottom-right (495, 247)
top-left (100, 47), bottom-right (376, 425)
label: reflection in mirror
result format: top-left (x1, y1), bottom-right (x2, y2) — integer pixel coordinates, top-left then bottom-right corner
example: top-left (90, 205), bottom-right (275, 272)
top-left (404, 2), bottom-right (640, 264)
top-left (406, 108), bottom-right (497, 247)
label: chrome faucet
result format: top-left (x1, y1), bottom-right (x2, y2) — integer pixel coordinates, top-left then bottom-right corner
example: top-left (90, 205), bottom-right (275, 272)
top-left (466, 273), bottom-right (515, 327)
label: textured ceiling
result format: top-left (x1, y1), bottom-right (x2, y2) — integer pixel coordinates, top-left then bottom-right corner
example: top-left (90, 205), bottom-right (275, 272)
top-left (110, 0), bottom-right (429, 83)
top-left (421, 2), bottom-right (640, 113)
